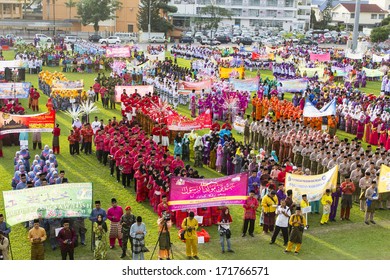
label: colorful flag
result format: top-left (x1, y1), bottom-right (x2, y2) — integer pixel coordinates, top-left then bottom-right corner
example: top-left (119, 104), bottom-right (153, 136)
top-left (285, 165), bottom-right (338, 203)
top-left (168, 173), bottom-right (249, 210)
top-left (0, 110), bottom-right (56, 135)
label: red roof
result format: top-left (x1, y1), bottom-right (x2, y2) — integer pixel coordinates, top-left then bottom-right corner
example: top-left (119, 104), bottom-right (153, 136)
top-left (340, 3), bottom-right (388, 13)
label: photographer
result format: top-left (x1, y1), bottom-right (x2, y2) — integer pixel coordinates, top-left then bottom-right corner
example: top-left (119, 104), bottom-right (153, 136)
top-left (217, 207), bottom-right (234, 254)
top-left (181, 211), bottom-right (199, 260)
top-left (57, 219), bottom-right (76, 260)
top-left (157, 210), bottom-right (172, 260)
top-left (0, 230), bottom-right (9, 260)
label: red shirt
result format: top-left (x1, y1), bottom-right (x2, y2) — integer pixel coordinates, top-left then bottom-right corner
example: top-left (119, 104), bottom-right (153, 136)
top-left (161, 127), bottom-right (169, 137)
top-left (152, 127), bottom-right (161, 136)
top-left (52, 127), bottom-right (61, 137)
top-left (341, 181), bottom-right (356, 195)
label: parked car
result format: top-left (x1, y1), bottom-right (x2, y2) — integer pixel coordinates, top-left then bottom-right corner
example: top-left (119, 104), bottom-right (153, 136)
top-left (299, 39), bottom-right (318, 46)
top-left (64, 35), bottom-right (79, 44)
top-left (237, 37), bottom-right (253, 45)
top-left (215, 36), bottom-right (230, 44)
top-left (99, 36), bottom-right (121, 44)
top-left (180, 36), bottom-right (194, 44)
top-left (89, 34), bottom-right (102, 42)
top-left (148, 36), bottom-right (167, 43)
top-left (35, 34), bottom-right (52, 43)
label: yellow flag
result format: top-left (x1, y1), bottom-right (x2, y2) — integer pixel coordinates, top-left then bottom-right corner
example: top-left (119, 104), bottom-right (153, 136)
top-left (285, 165), bottom-right (339, 203)
top-left (378, 165), bottom-right (390, 193)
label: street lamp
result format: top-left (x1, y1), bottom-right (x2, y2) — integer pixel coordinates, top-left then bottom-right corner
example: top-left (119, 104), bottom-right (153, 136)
top-left (148, 0), bottom-right (151, 40)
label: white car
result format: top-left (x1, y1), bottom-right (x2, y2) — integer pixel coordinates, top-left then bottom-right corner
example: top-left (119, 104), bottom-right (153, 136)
top-left (35, 34), bottom-right (52, 43)
top-left (99, 36), bottom-right (121, 44)
top-left (148, 36), bottom-right (167, 43)
top-left (64, 36), bottom-right (79, 44)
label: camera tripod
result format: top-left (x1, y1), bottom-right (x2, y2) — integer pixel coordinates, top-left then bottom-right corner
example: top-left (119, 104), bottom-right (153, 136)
top-left (150, 219), bottom-right (173, 260)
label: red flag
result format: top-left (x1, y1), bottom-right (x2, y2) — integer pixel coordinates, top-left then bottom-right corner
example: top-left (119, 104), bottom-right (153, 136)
top-left (252, 52), bottom-right (260, 60)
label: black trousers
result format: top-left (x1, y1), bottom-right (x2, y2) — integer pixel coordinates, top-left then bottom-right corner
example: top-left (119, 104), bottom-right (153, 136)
top-left (61, 250), bottom-right (74, 260)
top-left (74, 141), bottom-right (80, 154)
top-left (243, 219), bottom-right (255, 235)
top-left (33, 142), bottom-right (42, 150)
top-left (271, 226), bottom-right (289, 245)
top-left (122, 173), bottom-right (131, 187)
top-left (116, 166), bottom-right (121, 182)
top-left (69, 144), bottom-right (74, 155)
top-left (96, 150), bottom-right (103, 163)
top-left (103, 151), bottom-right (109, 166)
top-left (110, 159), bottom-right (115, 175)
top-left (84, 142), bottom-right (92, 154)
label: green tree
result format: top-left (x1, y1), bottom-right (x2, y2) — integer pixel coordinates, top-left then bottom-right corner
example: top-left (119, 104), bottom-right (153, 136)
top-left (371, 26), bottom-right (390, 43)
top-left (137, 0), bottom-right (177, 33)
top-left (196, 5), bottom-right (233, 32)
top-left (65, 0), bottom-right (77, 22)
top-left (76, 0), bottom-right (122, 32)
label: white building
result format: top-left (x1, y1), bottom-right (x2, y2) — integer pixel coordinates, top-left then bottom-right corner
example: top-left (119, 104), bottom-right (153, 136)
top-left (168, 0), bottom-right (311, 31)
top-left (331, 3), bottom-right (388, 29)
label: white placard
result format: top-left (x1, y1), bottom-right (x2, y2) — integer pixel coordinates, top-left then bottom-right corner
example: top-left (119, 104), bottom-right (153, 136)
top-left (302, 206), bottom-right (311, 214)
top-left (19, 140), bottom-right (28, 148)
top-left (55, 227), bottom-right (63, 237)
top-left (198, 236), bottom-right (204, 244)
top-left (194, 215), bottom-right (203, 224)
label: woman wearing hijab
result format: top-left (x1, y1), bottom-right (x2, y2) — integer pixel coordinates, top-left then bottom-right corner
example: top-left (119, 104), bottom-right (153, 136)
top-left (174, 132), bottom-right (183, 157)
top-left (182, 134), bottom-right (190, 161)
top-left (193, 136), bottom-right (204, 167)
top-left (215, 144), bottom-right (223, 172)
top-left (217, 207), bottom-right (234, 254)
top-left (94, 214), bottom-right (108, 260)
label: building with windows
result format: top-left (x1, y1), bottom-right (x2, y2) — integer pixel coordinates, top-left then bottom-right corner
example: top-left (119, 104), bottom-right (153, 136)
top-left (42, 0), bottom-right (139, 33)
top-left (0, 0), bottom-right (22, 19)
top-left (168, 0), bottom-right (311, 31)
top-left (369, 0), bottom-right (390, 13)
top-left (331, 3), bottom-right (388, 29)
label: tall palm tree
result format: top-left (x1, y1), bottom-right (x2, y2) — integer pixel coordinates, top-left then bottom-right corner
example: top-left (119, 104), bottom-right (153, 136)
top-left (65, 0), bottom-right (77, 22)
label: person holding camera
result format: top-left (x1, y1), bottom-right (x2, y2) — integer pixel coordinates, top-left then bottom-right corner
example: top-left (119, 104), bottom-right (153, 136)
top-left (157, 210), bottom-right (172, 260)
top-left (57, 219), bottom-right (77, 260)
top-left (0, 230), bottom-right (9, 260)
top-left (181, 211), bottom-right (199, 260)
top-left (217, 207), bottom-right (234, 254)
top-left (28, 219), bottom-right (47, 260)
top-left (284, 206), bottom-right (306, 255)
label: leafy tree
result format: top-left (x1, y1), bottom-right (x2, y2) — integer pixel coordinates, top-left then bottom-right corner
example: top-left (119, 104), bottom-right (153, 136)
top-left (137, 0), bottom-right (177, 33)
top-left (371, 26), bottom-right (390, 43)
top-left (76, 0), bottom-right (122, 32)
top-left (380, 16), bottom-right (390, 27)
top-left (196, 5), bottom-right (233, 32)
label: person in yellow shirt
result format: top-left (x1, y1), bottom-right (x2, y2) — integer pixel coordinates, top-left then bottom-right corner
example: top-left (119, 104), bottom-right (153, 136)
top-left (320, 189), bottom-right (333, 225)
top-left (28, 219), bottom-right (47, 260)
top-left (300, 194), bottom-right (310, 229)
top-left (261, 190), bottom-right (279, 234)
top-left (181, 211), bottom-right (199, 260)
top-left (284, 206), bottom-right (307, 255)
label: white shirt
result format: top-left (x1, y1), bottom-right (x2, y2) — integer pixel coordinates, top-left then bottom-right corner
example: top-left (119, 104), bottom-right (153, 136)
top-left (91, 120), bottom-right (101, 134)
top-left (275, 206), bottom-right (291, 228)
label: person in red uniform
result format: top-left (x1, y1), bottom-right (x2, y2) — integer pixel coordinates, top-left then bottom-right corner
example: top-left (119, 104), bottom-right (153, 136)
top-left (73, 126), bottom-right (81, 155)
top-left (94, 129), bottom-right (105, 163)
top-left (114, 143), bottom-right (125, 182)
top-left (31, 88), bottom-right (40, 112)
top-left (92, 81), bottom-right (101, 102)
top-left (160, 123), bottom-right (170, 151)
top-left (152, 122), bottom-right (161, 144)
top-left (52, 124), bottom-right (61, 154)
top-left (340, 176), bottom-right (356, 221)
top-left (221, 119), bottom-right (232, 131)
top-left (81, 123), bottom-right (94, 155)
top-left (120, 151), bottom-right (133, 188)
top-left (67, 130), bottom-right (76, 155)
top-left (211, 121), bottom-right (221, 132)
top-left (242, 190), bottom-right (259, 237)
top-left (134, 164), bottom-right (148, 202)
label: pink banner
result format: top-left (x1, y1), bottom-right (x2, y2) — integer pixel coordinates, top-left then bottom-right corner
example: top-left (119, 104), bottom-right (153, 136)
top-left (166, 109), bottom-right (212, 131)
top-left (115, 85), bottom-right (154, 102)
top-left (168, 173), bottom-right (249, 210)
top-left (179, 80), bottom-right (212, 90)
top-left (309, 53), bottom-right (330, 62)
top-left (106, 47), bottom-right (130, 58)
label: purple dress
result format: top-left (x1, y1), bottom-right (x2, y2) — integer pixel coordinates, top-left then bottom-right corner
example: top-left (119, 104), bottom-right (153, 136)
top-left (330, 188), bottom-right (342, 221)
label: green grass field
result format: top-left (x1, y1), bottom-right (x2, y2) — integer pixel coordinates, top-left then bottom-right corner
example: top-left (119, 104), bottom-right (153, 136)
top-left (0, 50), bottom-right (389, 260)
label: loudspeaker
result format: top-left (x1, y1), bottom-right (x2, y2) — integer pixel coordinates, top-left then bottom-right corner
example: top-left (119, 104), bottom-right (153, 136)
top-left (18, 68), bottom-right (26, 81)
top-left (5, 67), bottom-right (12, 81)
